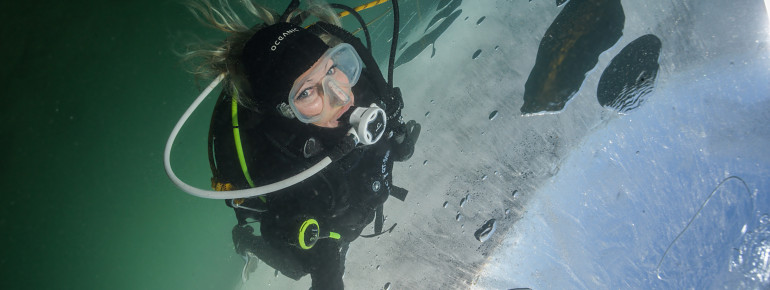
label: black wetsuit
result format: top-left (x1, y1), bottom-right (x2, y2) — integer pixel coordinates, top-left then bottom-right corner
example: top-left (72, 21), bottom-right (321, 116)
top-left (209, 69), bottom-right (409, 289)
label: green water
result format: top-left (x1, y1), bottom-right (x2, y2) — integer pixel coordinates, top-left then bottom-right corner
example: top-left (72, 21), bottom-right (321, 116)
top-left (1, 1), bottom-right (290, 289)
top-left (0, 0), bottom-right (425, 288)
top-left (1, 1), bottom-right (236, 288)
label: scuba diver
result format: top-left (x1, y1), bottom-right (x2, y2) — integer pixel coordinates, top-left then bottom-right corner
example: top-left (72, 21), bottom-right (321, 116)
top-left (163, 0), bottom-right (420, 288)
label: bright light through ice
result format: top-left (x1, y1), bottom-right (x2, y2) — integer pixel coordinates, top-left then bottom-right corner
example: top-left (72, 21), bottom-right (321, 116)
top-left (766, 0), bottom-right (770, 45)
top-left (766, 0), bottom-right (770, 29)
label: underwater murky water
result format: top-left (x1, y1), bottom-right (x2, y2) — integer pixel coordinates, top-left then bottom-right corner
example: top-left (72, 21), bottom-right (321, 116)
top-left (2, 0), bottom-right (769, 289)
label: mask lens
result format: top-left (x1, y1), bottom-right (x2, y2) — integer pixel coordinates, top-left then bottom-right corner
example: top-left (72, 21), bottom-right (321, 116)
top-left (329, 46), bottom-right (362, 86)
top-left (288, 44), bottom-right (363, 123)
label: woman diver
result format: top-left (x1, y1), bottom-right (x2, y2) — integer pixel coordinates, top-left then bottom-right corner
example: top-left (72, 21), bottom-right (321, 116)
top-left (163, 0), bottom-right (420, 288)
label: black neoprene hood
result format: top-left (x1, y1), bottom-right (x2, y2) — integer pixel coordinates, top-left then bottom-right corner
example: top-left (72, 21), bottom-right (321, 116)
top-left (242, 22), bottom-right (330, 109)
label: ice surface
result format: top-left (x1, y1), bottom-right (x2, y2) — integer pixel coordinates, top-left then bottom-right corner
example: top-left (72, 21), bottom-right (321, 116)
top-left (474, 33), bottom-right (770, 290)
top-left (241, 0), bottom-right (770, 288)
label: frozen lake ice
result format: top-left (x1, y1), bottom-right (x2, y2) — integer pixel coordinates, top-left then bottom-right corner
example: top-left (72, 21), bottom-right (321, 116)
top-left (216, 0), bottom-right (770, 288)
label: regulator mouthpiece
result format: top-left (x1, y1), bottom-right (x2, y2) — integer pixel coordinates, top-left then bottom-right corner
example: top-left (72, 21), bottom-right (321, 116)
top-left (348, 104), bottom-right (386, 145)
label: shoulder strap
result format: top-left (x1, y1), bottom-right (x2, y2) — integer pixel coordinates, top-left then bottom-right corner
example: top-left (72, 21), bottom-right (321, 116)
top-left (208, 90), bottom-right (248, 187)
top-left (207, 90), bottom-right (256, 186)
top-left (230, 90), bottom-right (256, 188)
top-left (208, 90), bottom-right (270, 203)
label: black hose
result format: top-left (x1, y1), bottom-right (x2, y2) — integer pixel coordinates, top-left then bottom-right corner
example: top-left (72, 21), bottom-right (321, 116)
top-left (387, 0), bottom-right (399, 92)
top-left (360, 223), bottom-right (397, 238)
top-left (280, 0), bottom-right (301, 23)
top-left (289, 11), bottom-right (311, 26)
top-left (330, 3), bottom-right (372, 52)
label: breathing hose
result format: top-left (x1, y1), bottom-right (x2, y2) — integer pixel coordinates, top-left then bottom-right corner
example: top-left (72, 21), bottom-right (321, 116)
top-left (163, 74), bottom-right (336, 199)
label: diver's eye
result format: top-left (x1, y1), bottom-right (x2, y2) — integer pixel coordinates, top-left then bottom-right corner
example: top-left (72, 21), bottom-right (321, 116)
top-left (296, 88), bottom-right (311, 101)
top-left (326, 65), bottom-right (337, 75)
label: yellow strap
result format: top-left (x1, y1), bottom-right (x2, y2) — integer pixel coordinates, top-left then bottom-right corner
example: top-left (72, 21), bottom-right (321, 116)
top-left (337, 0), bottom-right (390, 18)
top-left (230, 93), bottom-right (267, 203)
top-left (231, 94), bottom-right (256, 188)
top-left (304, 0), bottom-right (390, 28)
top-left (351, 6), bottom-right (392, 36)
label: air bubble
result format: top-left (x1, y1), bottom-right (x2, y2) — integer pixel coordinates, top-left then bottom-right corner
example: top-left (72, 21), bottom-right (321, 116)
top-left (489, 110), bottom-right (498, 120)
top-left (472, 49), bottom-right (482, 60)
top-left (476, 16), bottom-right (486, 25)
top-left (423, 160), bottom-right (428, 165)
top-left (456, 214), bottom-right (463, 221)
top-left (460, 198), bottom-right (467, 207)
top-left (482, 175), bottom-right (488, 181)
top-left (443, 201), bottom-right (449, 208)
top-left (425, 111), bottom-right (431, 117)
top-left (475, 219), bottom-right (497, 242)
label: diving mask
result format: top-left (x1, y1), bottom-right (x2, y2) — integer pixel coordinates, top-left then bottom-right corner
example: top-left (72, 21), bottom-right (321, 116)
top-left (287, 43), bottom-right (363, 123)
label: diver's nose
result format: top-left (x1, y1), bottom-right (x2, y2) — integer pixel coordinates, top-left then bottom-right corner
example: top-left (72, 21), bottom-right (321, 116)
top-left (324, 78), bottom-right (348, 107)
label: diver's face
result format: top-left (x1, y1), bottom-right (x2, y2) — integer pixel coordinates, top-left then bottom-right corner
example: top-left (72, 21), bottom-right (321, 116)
top-left (291, 56), bottom-right (355, 128)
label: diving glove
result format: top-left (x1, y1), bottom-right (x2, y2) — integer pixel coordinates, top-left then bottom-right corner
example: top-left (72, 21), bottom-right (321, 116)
top-left (391, 120), bottom-right (421, 162)
top-left (241, 251), bottom-right (259, 283)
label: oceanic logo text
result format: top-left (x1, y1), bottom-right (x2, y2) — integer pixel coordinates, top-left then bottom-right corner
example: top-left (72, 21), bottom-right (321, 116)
top-left (270, 28), bottom-right (300, 51)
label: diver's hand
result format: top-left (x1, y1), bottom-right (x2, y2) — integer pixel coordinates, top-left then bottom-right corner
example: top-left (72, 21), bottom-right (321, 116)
top-left (391, 120), bottom-right (420, 162)
top-left (384, 87), bottom-right (404, 123)
top-left (232, 224), bottom-right (256, 255)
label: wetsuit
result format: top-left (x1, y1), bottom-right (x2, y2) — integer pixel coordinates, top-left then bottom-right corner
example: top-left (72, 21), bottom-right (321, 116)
top-left (208, 68), bottom-right (412, 289)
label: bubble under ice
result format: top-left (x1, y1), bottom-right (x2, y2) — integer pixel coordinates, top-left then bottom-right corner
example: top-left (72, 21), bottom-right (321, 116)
top-left (475, 219), bottom-right (497, 243)
top-left (730, 215), bottom-right (770, 288)
top-left (489, 110), bottom-right (498, 120)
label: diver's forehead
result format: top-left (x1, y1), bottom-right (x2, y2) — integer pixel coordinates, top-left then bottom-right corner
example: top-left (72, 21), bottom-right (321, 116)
top-left (297, 57), bottom-right (334, 84)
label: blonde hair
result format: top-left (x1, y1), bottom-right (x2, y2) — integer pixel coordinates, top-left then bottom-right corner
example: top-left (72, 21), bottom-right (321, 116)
top-left (181, 0), bottom-right (343, 108)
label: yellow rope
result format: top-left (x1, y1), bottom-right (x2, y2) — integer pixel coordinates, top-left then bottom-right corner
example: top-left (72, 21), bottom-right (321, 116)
top-left (351, 6), bottom-right (392, 35)
top-left (338, 0), bottom-right (390, 18)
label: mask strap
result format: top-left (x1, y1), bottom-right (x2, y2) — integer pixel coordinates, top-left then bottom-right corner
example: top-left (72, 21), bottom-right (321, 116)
top-left (329, 3), bottom-right (372, 50)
